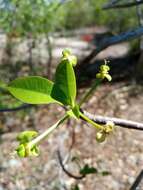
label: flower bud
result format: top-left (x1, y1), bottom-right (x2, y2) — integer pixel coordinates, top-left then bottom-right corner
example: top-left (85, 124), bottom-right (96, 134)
top-left (96, 62), bottom-right (112, 81)
top-left (16, 144), bottom-right (26, 158)
top-left (62, 49), bottom-right (71, 57)
top-left (16, 143), bottom-right (39, 158)
top-left (96, 131), bottom-right (106, 143)
top-left (104, 121), bottom-right (114, 133)
top-left (62, 49), bottom-right (77, 66)
top-left (17, 131), bottom-right (38, 143)
top-left (67, 55), bottom-right (77, 66)
top-left (100, 64), bottom-right (110, 72)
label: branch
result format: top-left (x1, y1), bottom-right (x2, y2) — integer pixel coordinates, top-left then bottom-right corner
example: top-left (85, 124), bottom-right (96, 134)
top-left (79, 26), bottom-right (143, 66)
top-left (103, 0), bottom-right (143, 10)
top-left (106, 0), bottom-right (122, 4)
top-left (81, 109), bottom-right (143, 131)
top-left (57, 150), bottom-right (85, 180)
top-left (130, 170), bottom-right (143, 190)
top-left (1, 104), bottom-right (143, 131)
top-left (0, 104), bottom-right (33, 112)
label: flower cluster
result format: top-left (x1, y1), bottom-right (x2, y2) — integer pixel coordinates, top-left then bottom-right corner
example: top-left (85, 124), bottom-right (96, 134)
top-left (16, 131), bottom-right (39, 158)
top-left (96, 60), bottom-right (112, 81)
top-left (96, 121), bottom-right (115, 143)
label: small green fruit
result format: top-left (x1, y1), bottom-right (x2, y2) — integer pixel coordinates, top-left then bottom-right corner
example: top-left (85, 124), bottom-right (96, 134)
top-left (96, 131), bottom-right (106, 143)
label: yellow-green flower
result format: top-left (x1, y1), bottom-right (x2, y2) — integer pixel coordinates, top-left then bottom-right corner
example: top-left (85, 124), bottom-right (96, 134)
top-left (96, 60), bottom-right (112, 81)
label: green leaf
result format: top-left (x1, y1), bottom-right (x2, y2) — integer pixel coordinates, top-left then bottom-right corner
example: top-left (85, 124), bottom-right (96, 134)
top-left (80, 164), bottom-right (98, 175)
top-left (7, 76), bottom-right (58, 104)
top-left (51, 59), bottom-right (76, 107)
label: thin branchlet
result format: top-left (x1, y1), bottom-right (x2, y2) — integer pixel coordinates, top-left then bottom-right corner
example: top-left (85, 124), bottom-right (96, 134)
top-left (81, 109), bottom-right (143, 131)
top-left (103, 0), bottom-right (143, 9)
top-left (57, 150), bottom-right (85, 180)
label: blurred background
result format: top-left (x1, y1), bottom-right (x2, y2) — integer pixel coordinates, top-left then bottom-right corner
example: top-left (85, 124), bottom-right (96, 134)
top-left (0, 0), bottom-right (143, 189)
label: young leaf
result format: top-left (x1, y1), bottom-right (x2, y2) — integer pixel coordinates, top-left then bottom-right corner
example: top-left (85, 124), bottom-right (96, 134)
top-left (7, 76), bottom-right (58, 104)
top-left (80, 164), bottom-right (98, 175)
top-left (51, 59), bottom-right (76, 107)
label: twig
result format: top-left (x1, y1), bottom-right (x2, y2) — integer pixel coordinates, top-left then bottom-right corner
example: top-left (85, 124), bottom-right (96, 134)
top-left (130, 170), bottom-right (143, 190)
top-left (79, 26), bottom-right (143, 66)
top-left (81, 109), bottom-right (143, 131)
top-left (0, 104), bottom-right (33, 112)
top-left (135, 0), bottom-right (143, 50)
top-left (79, 79), bottom-right (101, 106)
top-left (106, 0), bottom-right (122, 5)
top-left (1, 103), bottom-right (143, 131)
top-left (69, 119), bottom-right (76, 151)
top-left (103, 0), bottom-right (143, 10)
top-left (46, 36), bottom-right (53, 78)
top-left (57, 150), bottom-right (85, 180)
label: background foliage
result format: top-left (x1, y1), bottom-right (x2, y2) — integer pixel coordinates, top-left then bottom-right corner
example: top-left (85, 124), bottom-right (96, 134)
top-left (0, 0), bottom-right (139, 36)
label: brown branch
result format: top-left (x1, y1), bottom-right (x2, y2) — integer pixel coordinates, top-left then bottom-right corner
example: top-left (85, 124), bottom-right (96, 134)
top-left (103, 0), bottom-right (143, 10)
top-left (79, 26), bottom-right (143, 66)
top-left (81, 109), bottom-right (143, 131)
top-left (0, 104), bottom-right (33, 112)
top-left (106, 0), bottom-right (122, 5)
top-left (57, 150), bottom-right (85, 180)
top-left (130, 170), bottom-right (143, 190)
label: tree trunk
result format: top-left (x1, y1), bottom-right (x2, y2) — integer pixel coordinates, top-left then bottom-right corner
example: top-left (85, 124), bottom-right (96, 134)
top-left (136, 0), bottom-right (143, 79)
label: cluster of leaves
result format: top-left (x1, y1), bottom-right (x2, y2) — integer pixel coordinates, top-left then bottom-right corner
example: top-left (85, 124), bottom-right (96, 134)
top-left (16, 131), bottom-right (39, 157)
top-left (6, 49), bottom-right (79, 157)
top-left (0, 49), bottom-right (113, 157)
top-left (7, 49), bottom-right (77, 108)
top-left (0, 0), bottom-right (138, 37)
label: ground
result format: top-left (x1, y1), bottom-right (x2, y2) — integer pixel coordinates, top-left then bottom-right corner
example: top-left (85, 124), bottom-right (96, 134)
top-left (0, 80), bottom-right (143, 190)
